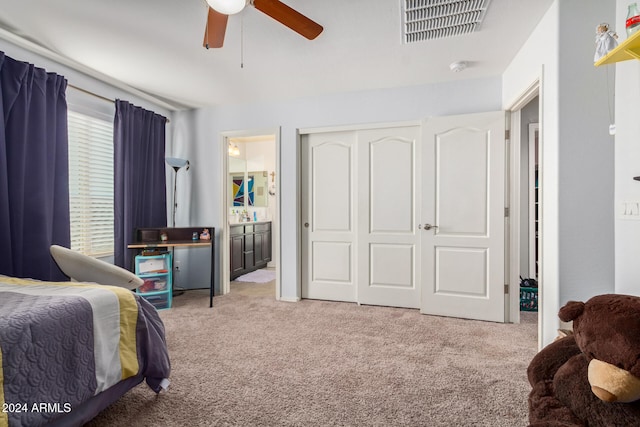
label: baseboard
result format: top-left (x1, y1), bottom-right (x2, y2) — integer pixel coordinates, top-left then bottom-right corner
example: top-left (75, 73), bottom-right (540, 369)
top-left (278, 296), bottom-right (301, 303)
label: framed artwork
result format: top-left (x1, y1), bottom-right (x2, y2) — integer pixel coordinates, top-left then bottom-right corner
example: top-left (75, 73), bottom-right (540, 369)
top-left (232, 176), bottom-right (245, 206)
top-left (232, 175), bottom-right (255, 206)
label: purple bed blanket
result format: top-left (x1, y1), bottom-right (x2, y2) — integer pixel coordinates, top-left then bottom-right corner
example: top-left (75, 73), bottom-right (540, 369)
top-left (0, 278), bottom-right (171, 427)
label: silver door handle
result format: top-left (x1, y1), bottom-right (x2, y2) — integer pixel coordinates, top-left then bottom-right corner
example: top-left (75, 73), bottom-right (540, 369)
top-left (423, 224), bottom-right (438, 230)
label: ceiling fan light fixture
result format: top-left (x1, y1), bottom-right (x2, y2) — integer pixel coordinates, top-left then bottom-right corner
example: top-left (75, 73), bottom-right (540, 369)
top-left (207, 0), bottom-right (247, 15)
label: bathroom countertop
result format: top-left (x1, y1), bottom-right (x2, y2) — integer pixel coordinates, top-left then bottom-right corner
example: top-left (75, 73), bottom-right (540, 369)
top-left (228, 220), bottom-right (271, 225)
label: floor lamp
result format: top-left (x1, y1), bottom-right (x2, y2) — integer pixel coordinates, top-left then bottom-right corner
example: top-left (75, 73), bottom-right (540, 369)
top-left (165, 157), bottom-right (190, 227)
top-left (165, 157), bottom-right (189, 297)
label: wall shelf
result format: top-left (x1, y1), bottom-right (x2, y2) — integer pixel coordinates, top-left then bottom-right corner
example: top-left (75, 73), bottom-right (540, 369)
top-left (595, 30), bottom-right (640, 66)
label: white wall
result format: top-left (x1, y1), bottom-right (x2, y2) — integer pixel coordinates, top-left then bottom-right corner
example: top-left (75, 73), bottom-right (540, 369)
top-left (0, 39), bottom-right (174, 122)
top-left (503, 2), bottom-right (560, 347)
top-left (615, 0), bottom-right (640, 295)
top-left (172, 77), bottom-right (503, 296)
top-left (503, 0), bottom-right (615, 347)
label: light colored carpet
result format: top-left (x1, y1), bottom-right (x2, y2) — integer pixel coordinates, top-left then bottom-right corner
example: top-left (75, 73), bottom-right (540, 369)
top-left (229, 280), bottom-right (275, 297)
top-left (88, 288), bottom-right (538, 427)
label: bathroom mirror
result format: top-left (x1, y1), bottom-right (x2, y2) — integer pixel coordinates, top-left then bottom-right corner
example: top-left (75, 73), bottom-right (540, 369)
top-left (228, 168), bottom-right (269, 208)
top-left (228, 137), bottom-right (273, 211)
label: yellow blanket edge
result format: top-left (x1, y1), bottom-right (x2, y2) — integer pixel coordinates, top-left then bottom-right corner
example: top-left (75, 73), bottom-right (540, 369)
top-left (0, 278), bottom-right (139, 380)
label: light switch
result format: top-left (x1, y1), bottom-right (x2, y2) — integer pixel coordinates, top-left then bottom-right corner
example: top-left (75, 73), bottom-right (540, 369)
top-left (620, 201), bottom-right (640, 219)
top-left (621, 202), bottom-right (630, 216)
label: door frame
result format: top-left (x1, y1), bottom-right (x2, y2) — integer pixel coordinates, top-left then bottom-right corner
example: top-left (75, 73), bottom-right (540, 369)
top-left (506, 78), bottom-right (541, 337)
top-left (528, 123), bottom-right (539, 279)
top-left (220, 127), bottom-right (281, 300)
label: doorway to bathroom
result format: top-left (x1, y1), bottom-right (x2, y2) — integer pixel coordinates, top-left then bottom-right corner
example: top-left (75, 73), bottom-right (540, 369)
top-left (221, 129), bottom-right (280, 300)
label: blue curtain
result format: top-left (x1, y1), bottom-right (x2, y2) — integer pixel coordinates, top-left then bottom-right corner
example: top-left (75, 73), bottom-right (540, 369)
top-left (114, 100), bottom-right (167, 271)
top-left (0, 52), bottom-right (70, 280)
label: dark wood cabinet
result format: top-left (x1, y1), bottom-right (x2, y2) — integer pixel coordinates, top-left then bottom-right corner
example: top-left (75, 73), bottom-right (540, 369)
top-left (230, 221), bottom-right (271, 280)
top-left (244, 233), bottom-right (255, 270)
top-left (230, 234), bottom-right (244, 277)
top-left (254, 232), bottom-right (264, 264)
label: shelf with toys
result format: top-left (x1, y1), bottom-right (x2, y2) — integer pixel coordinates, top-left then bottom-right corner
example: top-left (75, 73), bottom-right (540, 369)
top-left (595, 15), bottom-right (640, 66)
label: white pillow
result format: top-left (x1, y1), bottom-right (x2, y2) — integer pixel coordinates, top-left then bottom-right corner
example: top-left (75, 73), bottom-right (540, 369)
top-left (50, 245), bottom-right (143, 290)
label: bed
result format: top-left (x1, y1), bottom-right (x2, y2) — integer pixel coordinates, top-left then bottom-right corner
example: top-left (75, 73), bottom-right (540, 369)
top-left (0, 275), bottom-right (171, 427)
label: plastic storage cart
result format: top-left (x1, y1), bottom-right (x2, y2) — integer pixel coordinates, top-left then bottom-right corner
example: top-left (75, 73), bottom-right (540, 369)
top-left (134, 253), bottom-right (172, 310)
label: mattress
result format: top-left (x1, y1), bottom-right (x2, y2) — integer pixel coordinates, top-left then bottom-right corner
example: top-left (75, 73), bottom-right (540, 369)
top-left (0, 275), bottom-right (171, 427)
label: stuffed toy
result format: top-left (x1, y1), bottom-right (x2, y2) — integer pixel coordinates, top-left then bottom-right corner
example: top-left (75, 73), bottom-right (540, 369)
top-left (527, 294), bottom-right (640, 426)
top-left (594, 22), bottom-right (618, 62)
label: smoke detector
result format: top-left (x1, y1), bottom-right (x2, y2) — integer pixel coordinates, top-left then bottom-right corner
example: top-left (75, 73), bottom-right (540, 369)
top-left (449, 61), bottom-right (468, 72)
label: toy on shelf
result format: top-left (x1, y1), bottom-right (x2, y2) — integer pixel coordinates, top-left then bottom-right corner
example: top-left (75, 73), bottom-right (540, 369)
top-left (200, 228), bottom-right (211, 240)
top-left (594, 23), bottom-right (618, 62)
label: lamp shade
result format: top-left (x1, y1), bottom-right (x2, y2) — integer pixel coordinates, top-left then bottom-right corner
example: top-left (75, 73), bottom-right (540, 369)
top-left (165, 157), bottom-right (190, 170)
top-left (206, 0), bottom-right (247, 15)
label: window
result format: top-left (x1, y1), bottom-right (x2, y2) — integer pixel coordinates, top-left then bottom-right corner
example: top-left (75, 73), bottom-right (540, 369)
top-left (67, 110), bottom-right (114, 257)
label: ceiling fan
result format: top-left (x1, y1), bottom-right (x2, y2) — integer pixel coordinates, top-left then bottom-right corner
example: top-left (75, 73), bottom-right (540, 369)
top-left (203, 0), bottom-right (323, 49)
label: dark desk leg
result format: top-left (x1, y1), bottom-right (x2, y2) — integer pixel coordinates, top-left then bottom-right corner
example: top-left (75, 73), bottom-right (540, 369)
top-left (210, 241), bottom-right (215, 308)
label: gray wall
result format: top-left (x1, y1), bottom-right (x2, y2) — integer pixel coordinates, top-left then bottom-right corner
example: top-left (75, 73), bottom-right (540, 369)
top-left (170, 78), bottom-right (503, 297)
top-left (503, 0), bottom-right (615, 346)
top-left (557, 0), bottom-right (615, 302)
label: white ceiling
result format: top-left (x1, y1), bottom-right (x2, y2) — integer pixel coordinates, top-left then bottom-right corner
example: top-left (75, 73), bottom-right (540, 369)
top-left (0, 0), bottom-right (553, 110)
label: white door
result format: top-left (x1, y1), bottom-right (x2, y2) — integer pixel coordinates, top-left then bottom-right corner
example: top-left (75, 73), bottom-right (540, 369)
top-left (420, 111), bottom-right (506, 322)
top-left (357, 127), bottom-right (421, 308)
top-left (301, 131), bottom-right (357, 302)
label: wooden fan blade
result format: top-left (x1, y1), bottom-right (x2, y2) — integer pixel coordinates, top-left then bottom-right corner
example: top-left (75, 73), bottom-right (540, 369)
top-left (253, 0), bottom-right (323, 40)
top-left (203, 7), bottom-right (228, 49)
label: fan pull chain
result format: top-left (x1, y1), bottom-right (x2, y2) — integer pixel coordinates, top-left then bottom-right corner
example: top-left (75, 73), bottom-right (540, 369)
top-left (204, 13), bottom-right (209, 49)
top-left (240, 13), bottom-right (244, 68)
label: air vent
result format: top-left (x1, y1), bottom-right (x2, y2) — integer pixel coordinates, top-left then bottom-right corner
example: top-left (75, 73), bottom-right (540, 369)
top-left (404, 0), bottom-right (492, 43)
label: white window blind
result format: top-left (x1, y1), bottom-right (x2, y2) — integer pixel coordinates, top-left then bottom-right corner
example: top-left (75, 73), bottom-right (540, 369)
top-left (68, 110), bottom-right (114, 257)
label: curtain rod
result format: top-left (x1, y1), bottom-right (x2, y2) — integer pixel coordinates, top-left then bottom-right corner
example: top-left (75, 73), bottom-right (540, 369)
top-left (0, 27), bottom-right (183, 111)
top-left (68, 84), bottom-right (112, 103)
top-left (68, 84), bottom-right (170, 123)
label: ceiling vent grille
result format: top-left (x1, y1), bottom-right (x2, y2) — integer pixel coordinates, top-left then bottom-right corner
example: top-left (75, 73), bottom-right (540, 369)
top-left (404, 0), bottom-right (492, 43)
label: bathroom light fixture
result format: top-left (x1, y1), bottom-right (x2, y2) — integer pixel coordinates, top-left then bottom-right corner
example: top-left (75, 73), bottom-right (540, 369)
top-left (228, 142), bottom-right (240, 156)
top-left (206, 0), bottom-right (247, 15)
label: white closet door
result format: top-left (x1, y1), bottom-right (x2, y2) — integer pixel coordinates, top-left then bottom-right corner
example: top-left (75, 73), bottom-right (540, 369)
top-left (301, 131), bottom-right (357, 302)
top-left (420, 111), bottom-right (506, 322)
top-left (356, 126), bottom-right (421, 308)
top-left (301, 113), bottom-right (506, 324)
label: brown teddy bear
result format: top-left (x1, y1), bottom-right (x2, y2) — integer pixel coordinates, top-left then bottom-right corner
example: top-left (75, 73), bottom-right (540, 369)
top-left (527, 294), bottom-right (640, 426)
